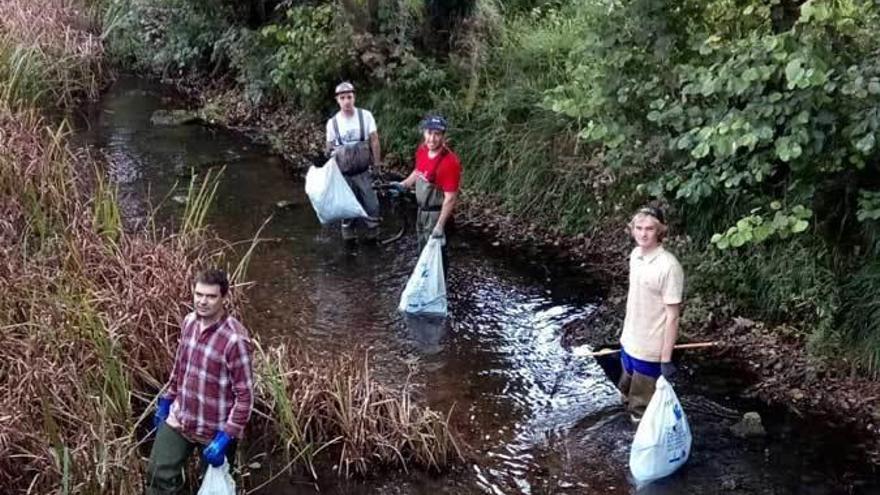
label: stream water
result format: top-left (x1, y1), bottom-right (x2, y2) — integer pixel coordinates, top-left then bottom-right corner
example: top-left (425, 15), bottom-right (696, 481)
top-left (78, 77), bottom-right (879, 495)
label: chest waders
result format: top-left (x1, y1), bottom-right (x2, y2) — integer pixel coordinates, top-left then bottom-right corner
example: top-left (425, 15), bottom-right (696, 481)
top-left (415, 176), bottom-right (445, 250)
top-left (415, 175), bottom-right (450, 274)
top-left (332, 109), bottom-right (380, 240)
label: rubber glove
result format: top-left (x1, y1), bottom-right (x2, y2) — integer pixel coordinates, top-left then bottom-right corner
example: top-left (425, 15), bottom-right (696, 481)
top-left (154, 396), bottom-right (172, 430)
top-left (202, 431), bottom-right (233, 467)
top-left (389, 181), bottom-right (407, 193)
top-left (660, 361), bottom-right (677, 379)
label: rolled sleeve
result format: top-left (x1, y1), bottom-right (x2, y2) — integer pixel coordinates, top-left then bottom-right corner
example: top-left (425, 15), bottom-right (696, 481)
top-left (223, 335), bottom-right (254, 438)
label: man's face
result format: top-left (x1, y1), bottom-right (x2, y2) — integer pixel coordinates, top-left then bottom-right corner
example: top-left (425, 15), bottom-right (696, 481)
top-left (193, 282), bottom-right (225, 320)
top-left (631, 215), bottom-right (661, 250)
top-left (423, 129), bottom-right (445, 151)
top-left (335, 92), bottom-right (355, 112)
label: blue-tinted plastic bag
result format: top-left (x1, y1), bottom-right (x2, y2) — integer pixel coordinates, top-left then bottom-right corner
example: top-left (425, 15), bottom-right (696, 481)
top-left (629, 376), bottom-right (692, 485)
top-left (398, 238), bottom-right (447, 316)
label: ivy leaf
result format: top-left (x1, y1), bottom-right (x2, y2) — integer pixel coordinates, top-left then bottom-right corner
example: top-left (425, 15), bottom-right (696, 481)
top-left (791, 219), bottom-right (809, 233)
top-left (785, 59), bottom-right (804, 89)
top-left (775, 137), bottom-right (793, 161)
top-left (692, 141), bottom-right (710, 159)
top-left (855, 133), bottom-right (876, 154)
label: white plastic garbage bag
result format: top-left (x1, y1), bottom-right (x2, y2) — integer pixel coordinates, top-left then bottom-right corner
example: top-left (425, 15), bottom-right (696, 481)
top-left (629, 376), bottom-right (692, 485)
top-left (304, 158), bottom-right (368, 224)
top-left (197, 461), bottom-right (235, 495)
top-left (398, 238), bottom-right (447, 316)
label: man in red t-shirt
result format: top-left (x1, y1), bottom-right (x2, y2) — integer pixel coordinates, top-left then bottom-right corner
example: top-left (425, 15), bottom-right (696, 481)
top-left (391, 115), bottom-right (462, 256)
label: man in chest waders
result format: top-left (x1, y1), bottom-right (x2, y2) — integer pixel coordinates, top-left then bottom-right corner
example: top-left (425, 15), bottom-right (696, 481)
top-left (326, 82), bottom-right (383, 243)
top-left (391, 115), bottom-right (462, 269)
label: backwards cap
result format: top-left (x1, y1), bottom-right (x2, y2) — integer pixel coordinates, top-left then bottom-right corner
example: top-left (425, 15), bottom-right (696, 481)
top-left (637, 206), bottom-right (666, 225)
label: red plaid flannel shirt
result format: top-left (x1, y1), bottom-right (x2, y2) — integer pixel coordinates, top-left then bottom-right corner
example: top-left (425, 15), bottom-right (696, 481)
top-left (165, 312), bottom-right (254, 443)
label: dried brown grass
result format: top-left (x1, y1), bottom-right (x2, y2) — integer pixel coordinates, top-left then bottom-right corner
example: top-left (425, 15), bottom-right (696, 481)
top-left (0, 0), bottom-right (104, 108)
top-left (0, 2), bottom-right (461, 493)
top-left (257, 345), bottom-right (462, 482)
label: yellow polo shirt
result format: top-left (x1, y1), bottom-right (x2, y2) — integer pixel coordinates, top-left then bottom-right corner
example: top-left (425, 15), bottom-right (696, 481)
top-left (619, 245), bottom-right (684, 362)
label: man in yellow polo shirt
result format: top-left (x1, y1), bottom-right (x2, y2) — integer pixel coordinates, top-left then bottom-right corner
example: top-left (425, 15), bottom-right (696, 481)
top-left (618, 206), bottom-right (684, 423)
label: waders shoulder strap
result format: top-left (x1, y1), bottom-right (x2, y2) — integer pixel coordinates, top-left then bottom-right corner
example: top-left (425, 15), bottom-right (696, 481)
top-left (357, 108), bottom-right (365, 142)
top-left (332, 115), bottom-right (342, 146)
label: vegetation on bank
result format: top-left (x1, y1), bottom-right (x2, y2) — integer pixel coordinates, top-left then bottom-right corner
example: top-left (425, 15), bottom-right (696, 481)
top-left (104, 0), bottom-right (880, 372)
top-left (0, 1), bottom-right (459, 493)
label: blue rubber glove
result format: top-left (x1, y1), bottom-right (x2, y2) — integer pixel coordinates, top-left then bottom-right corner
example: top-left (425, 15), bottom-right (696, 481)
top-left (660, 361), bottom-right (677, 379)
top-left (388, 181), bottom-right (407, 196)
top-left (154, 396), bottom-right (172, 430)
top-left (202, 431), bottom-right (233, 467)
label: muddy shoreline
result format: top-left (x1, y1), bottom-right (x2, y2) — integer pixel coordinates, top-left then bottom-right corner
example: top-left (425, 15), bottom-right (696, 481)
top-left (154, 74), bottom-right (880, 466)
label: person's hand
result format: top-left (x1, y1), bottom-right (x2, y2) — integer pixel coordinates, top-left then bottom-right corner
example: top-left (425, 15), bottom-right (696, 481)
top-left (430, 225), bottom-right (445, 245)
top-left (389, 181), bottom-right (407, 193)
top-left (660, 361), bottom-right (677, 379)
top-left (153, 396), bottom-right (172, 430)
top-left (202, 431), bottom-right (233, 467)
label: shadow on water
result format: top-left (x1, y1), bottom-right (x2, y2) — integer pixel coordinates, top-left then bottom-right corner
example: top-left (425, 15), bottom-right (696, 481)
top-left (77, 76), bottom-right (880, 494)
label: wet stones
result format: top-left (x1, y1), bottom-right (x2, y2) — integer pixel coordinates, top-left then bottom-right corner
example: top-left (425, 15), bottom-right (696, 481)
top-left (150, 109), bottom-right (202, 127)
top-left (730, 411), bottom-right (766, 438)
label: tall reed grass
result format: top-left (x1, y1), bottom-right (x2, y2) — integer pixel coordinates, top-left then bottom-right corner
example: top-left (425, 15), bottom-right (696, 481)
top-left (256, 345), bottom-right (461, 480)
top-left (0, 0), bottom-right (104, 109)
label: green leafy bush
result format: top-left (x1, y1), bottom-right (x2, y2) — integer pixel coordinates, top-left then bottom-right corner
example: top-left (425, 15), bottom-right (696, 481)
top-left (104, 0), bottom-right (231, 74)
top-left (261, 4), bottom-right (354, 109)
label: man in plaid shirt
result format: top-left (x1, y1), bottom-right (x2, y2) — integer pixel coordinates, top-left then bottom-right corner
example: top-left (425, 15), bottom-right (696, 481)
top-left (146, 269), bottom-right (254, 494)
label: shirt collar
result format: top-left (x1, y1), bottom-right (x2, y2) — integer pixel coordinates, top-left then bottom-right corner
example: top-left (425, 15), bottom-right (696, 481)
top-left (635, 245), bottom-right (664, 263)
top-left (197, 314), bottom-right (227, 334)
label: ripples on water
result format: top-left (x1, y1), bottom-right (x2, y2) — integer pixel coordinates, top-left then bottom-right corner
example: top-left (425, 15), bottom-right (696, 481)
top-left (78, 77), bottom-right (880, 495)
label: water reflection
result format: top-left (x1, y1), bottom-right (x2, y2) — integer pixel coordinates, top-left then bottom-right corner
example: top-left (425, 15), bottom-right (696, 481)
top-left (402, 313), bottom-right (448, 355)
top-left (79, 77), bottom-right (880, 495)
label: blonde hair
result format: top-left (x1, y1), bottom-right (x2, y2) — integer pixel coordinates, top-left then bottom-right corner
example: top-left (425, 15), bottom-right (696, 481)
top-left (628, 212), bottom-right (668, 241)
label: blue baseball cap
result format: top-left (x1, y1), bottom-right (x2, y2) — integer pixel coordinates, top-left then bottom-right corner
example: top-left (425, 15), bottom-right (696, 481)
top-left (421, 115), bottom-right (448, 132)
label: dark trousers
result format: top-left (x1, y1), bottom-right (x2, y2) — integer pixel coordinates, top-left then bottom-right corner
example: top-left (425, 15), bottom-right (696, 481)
top-left (617, 350), bottom-right (660, 417)
top-left (145, 425), bottom-right (237, 495)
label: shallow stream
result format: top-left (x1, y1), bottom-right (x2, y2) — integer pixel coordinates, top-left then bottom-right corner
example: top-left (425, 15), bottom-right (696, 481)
top-left (78, 77), bottom-right (879, 495)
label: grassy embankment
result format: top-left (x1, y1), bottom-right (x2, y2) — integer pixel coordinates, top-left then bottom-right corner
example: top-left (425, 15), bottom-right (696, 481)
top-left (105, 0), bottom-right (880, 376)
top-left (0, 1), bottom-right (459, 493)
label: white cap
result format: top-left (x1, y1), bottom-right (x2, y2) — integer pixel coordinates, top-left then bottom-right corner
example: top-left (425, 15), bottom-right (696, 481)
top-left (334, 82), bottom-right (355, 95)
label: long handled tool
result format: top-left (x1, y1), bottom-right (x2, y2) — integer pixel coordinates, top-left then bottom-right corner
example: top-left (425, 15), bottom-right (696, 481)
top-left (573, 341), bottom-right (719, 358)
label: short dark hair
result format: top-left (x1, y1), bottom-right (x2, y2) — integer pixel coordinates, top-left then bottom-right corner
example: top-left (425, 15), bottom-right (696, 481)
top-left (195, 268), bottom-right (229, 296)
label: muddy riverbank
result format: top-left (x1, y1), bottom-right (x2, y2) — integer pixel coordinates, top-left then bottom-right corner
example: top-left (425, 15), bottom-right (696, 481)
top-left (87, 75), bottom-right (880, 493)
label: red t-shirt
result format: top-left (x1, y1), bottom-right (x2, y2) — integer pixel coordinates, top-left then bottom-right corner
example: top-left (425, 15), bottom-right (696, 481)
top-left (414, 145), bottom-right (462, 193)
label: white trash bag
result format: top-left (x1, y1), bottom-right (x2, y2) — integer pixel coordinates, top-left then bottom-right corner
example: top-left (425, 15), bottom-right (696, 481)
top-left (629, 376), bottom-right (692, 485)
top-left (304, 157), bottom-right (368, 224)
top-left (197, 461), bottom-right (235, 495)
top-left (398, 238), bottom-right (447, 316)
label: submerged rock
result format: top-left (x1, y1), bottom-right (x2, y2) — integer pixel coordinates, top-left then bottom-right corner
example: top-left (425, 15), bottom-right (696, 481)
top-left (150, 109), bottom-right (202, 127)
top-left (275, 200), bottom-right (297, 209)
top-left (731, 411), bottom-right (766, 438)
